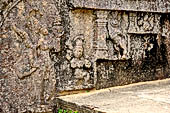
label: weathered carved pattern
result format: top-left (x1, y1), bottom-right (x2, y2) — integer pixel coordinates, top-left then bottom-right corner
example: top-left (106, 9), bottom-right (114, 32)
top-left (107, 11), bottom-right (128, 60)
top-left (11, 1), bottom-right (59, 105)
top-left (128, 12), bottom-right (160, 34)
top-left (69, 35), bottom-right (93, 87)
top-left (95, 11), bottom-right (108, 59)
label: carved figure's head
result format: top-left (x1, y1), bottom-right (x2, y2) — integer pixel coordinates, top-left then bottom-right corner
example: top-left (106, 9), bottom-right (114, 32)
top-left (73, 46), bottom-right (83, 58)
top-left (17, 1), bottom-right (25, 12)
top-left (84, 59), bottom-right (91, 68)
top-left (73, 37), bottom-right (84, 58)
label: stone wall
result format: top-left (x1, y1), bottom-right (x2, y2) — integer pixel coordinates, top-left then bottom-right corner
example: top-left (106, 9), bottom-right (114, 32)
top-left (0, 0), bottom-right (62, 112)
top-left (56, 2), bottom-right (170, 91)
top-left (0, 0), bottom-right (170, 112)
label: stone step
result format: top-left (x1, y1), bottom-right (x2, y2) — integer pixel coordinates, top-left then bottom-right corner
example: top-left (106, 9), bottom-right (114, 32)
top-left (55, 79), bottom-right (170, 113)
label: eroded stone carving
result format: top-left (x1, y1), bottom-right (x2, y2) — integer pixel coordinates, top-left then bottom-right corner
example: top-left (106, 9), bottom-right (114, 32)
top-left (128, 12), bottom-right (160, 33)
top-left (12, 25), bottom-right (37, 79)
top-left (69, 36), bottom-right (92, 86)
top-left (0, 0), bottom-right (63, 112)
top-left (95, 11), bottom-right (108, 59)
top-left (73, 38), bottom-right (84, 58)
top-left (1, 0), bottom-right (170, 112)
top-left (107, 11), bottom-right (128, 60)
top-left (163, 19), bottom-right (170, 37)
top-left (12, 14), bottom-right (56, 104)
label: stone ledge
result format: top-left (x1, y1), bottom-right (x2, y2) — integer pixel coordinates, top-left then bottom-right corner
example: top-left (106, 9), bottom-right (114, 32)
top-left (55, 98), bottom-right (103, 113)
top-left (70, 0), bottom-right (170, 13)
top-left (56, 79), bottom-right (170, 113)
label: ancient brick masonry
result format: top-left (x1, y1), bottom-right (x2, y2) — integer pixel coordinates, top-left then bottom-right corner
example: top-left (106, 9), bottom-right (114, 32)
top-left (0, 0), bottom-right (170, 112)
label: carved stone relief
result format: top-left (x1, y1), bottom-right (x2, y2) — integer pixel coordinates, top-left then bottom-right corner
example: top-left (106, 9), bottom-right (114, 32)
top-left (0, 0), bottom-right (62, 112)
top-left (95, 11), bottom-right (109, 59)
top-left (60, 9), bottom-right (95, 90)
top-left (12, 24), bottom-right (37, 79)
top-left (162, 16), bottom-right (170, 75)
top-left (93, 10), bottom-right (169, 89)
top-left (128, 12), bottom-right (161, 34)
top-left (70, 36), bottom-right (93, 88)
top-left (12, 18), bottom-right (56, 103)
top-left (64, 9), bottom-right (169, 91)
top-left (107, 11), bottom-right (128, 60)
top-left (105, 11), bottom-right (162, 61)
top-left (1, 0), bottom-right (170, 112)
top-left (130, 34), bottom-right (156, 61)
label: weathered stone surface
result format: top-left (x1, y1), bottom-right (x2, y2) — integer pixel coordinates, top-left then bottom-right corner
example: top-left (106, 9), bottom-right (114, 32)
top-left (0, 0), bottom-right (170, 112)
top-left (0, 0), bottom-right (60, 112)
top-left (70, 0), bottom-right (170, 13)
top-left (56, 79), bottom-right (170, 113)
top-left (62, 8), bottom-right (169, 90)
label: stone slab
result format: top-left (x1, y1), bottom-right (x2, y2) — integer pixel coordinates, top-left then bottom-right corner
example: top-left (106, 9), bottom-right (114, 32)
top-left (70, 0), bottom-right (170, 13)
top-left (57, 79), bottom-right (170, 113)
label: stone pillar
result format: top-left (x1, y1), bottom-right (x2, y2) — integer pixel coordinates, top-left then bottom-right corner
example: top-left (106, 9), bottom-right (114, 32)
top-left (95, 11), bottom-right (108, 59)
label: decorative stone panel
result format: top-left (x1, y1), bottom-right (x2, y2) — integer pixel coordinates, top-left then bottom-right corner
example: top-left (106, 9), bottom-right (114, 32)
top-left (0, 0), bottom-right (170, 112)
